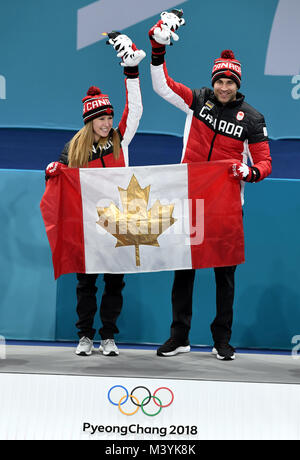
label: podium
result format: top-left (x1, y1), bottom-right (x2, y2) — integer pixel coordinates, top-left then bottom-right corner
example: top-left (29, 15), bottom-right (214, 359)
top-left (0, 343), bottom-right (299, 440)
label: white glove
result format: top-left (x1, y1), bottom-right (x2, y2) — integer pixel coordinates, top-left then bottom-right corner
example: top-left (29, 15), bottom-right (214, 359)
top-left (108, 33), bottom-right (132, 54)
top-left (160, 10), bottom-right (185, 32)
top-left (119, 48), bottom-right (146, 67)
top-left (107, 32), bottom-right (145, 67)
top-left (150, 10), bottom-right (185, 46)
top-left (152, 24), bottom-right (177, 46)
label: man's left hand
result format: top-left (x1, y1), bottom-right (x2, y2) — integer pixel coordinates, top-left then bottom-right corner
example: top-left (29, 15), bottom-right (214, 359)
top-left (149, 9), bottom-right (185, 47)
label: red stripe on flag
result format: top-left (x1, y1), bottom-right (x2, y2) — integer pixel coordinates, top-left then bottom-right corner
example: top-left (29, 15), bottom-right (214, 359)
top-left (187, 160), bottom-right (245, 268)
top-left (40, 169), bottom-right (85, 279)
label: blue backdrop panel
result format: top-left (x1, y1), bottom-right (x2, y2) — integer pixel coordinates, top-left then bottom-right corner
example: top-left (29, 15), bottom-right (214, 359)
top-left (0, 128), bottom-right (300, 179)
top-left (0, 0), bottom-right (299, 139)
top-left (235, 179), bottom-right (300, 349)
top-left (0, 170), bottom-right (56, 340)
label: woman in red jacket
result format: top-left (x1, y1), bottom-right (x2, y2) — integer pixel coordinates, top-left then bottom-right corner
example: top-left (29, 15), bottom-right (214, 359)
top-left (45, 33), bottom-right (145, 357)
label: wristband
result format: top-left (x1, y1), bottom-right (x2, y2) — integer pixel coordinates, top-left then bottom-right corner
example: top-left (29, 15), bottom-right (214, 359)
top-left (123, 66), bottom-right (139, 78)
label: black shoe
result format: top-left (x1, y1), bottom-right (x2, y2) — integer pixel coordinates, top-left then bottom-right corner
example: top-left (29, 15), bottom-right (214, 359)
top-left (212, 343), bottom-right (235, 361)
top-left (157, 337), bottom-right (191, 357)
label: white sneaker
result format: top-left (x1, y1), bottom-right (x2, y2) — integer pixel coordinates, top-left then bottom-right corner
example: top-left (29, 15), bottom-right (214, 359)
top-left (75, 337), bottom-right (93, 356)
top-left (99, 339), bottom-right (119, 356)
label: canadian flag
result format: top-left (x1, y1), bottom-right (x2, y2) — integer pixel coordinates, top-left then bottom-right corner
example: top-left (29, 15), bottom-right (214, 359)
top-left (40, 161), bottom-right (245, 279)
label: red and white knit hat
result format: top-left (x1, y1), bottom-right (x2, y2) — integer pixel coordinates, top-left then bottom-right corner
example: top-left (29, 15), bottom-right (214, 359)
top-left (211, 50), bottom-right (242, 88)
top-left (82, 86), bottom-right (114, 124)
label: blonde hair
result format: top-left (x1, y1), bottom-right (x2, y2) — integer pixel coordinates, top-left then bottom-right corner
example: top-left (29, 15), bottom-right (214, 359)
top-left (68, 121), bottom-right (121, 168)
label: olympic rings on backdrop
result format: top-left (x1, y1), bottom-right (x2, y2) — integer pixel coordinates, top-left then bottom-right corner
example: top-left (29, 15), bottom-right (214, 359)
top-left (153, 387), bottom-right (174, 407)
top-left (107, 385), bottom-right (174, 416)
top-left (118, 394), bottom-right (140, 416)
top-left (141, 395), bottom-right (162, 417)
top-left (108, 385), bottom-right (128, 406)
top-left (130, 386), bottom-right (151, 407)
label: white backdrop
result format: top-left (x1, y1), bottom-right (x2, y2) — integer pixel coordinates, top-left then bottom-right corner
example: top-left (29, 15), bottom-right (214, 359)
top-left (0, 373), bottom-right (300, 440)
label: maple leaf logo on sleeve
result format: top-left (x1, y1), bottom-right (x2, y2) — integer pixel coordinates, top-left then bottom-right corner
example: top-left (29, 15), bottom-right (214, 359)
top-left (96, 175), bottom-right (176, 266)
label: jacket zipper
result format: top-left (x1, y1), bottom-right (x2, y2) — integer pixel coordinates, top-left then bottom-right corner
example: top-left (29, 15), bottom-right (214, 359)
top-left (98, 146), bottom-right (106, 168)
top-left (100, 154), bottom-right (106, 168)
top-left (207, 106), bottom-right (224, 161)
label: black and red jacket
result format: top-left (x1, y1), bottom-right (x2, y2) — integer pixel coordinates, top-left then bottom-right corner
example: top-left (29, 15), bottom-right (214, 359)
top-left (59, 75), bottom-right (143, 168)
top-left (151, 60), bottom-right (272, 183)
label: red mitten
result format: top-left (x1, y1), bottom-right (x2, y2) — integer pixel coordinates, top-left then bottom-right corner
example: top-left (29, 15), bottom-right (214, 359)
top-left (45, 162), bottom-right (66, 178)
top-left (229, 163), bottom-right (256, 182)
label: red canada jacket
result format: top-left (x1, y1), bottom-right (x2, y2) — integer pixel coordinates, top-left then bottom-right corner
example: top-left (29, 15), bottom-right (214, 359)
top-left (151, 60), bottom-right (272, 183)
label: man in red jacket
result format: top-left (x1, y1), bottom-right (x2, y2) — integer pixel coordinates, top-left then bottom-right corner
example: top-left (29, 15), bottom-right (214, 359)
top-left (149, 10), bottom-right (272, 360)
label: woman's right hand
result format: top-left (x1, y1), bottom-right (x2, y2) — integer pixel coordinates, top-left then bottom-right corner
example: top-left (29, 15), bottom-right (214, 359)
top-left (107, 32), bottom-right (132, 54)
top-left (45, 162), bottom-right (66, 178)
top-left (119, 48), bottom-right (146, 67)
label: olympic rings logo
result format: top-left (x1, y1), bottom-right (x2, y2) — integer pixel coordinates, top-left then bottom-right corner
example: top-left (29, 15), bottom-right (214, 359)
top-left (107, 385), bottom-right (174, 417)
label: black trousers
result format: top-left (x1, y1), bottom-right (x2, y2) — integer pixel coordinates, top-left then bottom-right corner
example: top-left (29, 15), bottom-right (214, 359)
top-left (170, 266), bottom-right (237, 344)
top-left (76, 273), bottom-right (125, 340)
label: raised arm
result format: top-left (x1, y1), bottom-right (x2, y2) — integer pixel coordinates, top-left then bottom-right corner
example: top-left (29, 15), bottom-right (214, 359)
top-left (118, 77), bottom-right (142, 148)
top-left (149, 10), bottom-right (193, 113)
top-left (107, 32), bottom-right (145, 148)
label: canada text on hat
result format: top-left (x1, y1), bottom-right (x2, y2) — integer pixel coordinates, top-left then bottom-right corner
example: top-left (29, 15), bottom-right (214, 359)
top-left (82, 86), bottom-right (114, 124)
top-left (211, 50), bottom-right (242, 88)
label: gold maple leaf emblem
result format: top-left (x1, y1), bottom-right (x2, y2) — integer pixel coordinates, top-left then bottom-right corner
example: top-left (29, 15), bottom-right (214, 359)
top-left (96, 175), bottom-right (177, 266)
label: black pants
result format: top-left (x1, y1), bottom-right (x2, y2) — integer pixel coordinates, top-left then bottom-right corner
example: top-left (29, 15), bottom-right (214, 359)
top-left (170, 266), bottom-right (237, 344)
top-left (76, 273), bottom-right (125, 340)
